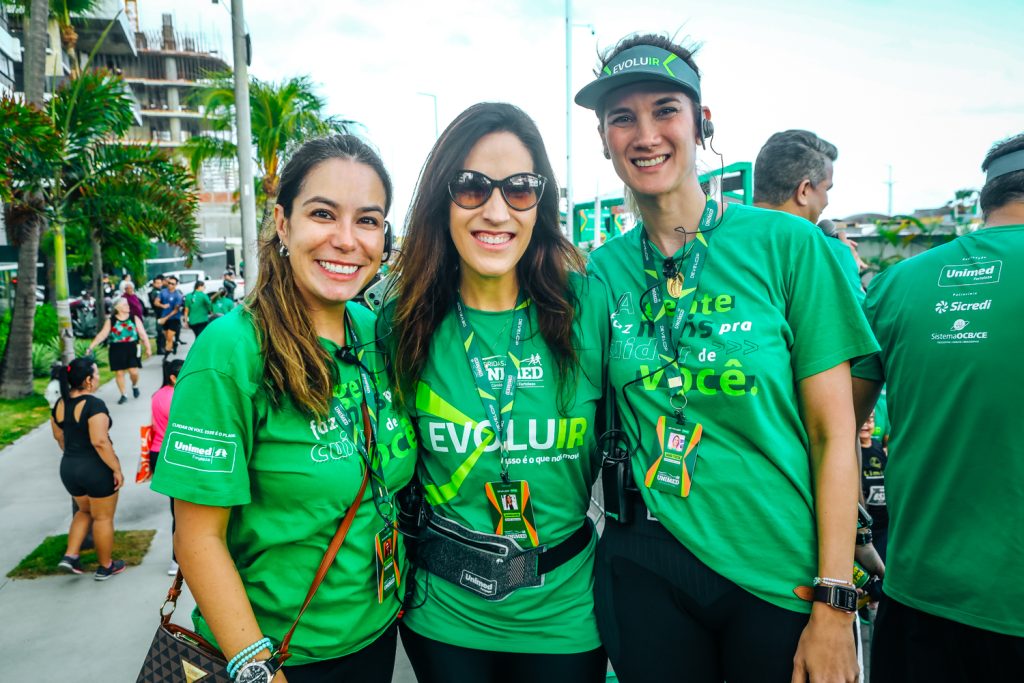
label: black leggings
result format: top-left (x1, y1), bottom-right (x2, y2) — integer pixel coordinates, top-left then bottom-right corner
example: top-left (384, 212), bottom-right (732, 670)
top-left (400, 622), bottom-right (607, 683)
top-left (283, 624), bottom-right (398, 683)
top-left (595, 510), bottom-right (811, 683)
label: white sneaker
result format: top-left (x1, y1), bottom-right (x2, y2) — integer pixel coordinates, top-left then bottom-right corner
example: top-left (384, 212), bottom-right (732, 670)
top-left (167, 560), bottom-right (179, 576)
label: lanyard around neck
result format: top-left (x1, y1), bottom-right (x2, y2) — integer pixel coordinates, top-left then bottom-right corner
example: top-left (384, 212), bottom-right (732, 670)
top-left (639, 198), bottom-right (718, 415)
top-left (454, 292), bottom-right (530, 484)
top-left (328, 315), bottom-right (387, 506)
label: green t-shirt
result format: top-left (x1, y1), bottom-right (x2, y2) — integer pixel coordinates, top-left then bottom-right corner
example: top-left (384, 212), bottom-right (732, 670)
top-left (184, 290), bottom-right (213, 324)
top-left (852, 224), bottom-right (1024, 637)
top-left (824, 236), bottom-right (865, 303)
top-left (150, 305), bottom-right (418, 665)
top-left (588, 203), bottom-right (878, 613)
top-left (213, 296), bottom-right (236, 315)
top-left (398, 275), bottom-right (608, 653)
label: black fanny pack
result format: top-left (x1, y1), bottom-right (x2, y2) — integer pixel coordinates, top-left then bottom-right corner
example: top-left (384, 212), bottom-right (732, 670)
top-left (414, 511), bottom-right (593, 602)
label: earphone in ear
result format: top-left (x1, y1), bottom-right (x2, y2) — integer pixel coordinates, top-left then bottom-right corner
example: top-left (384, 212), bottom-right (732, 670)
top-left (603, 147), bottom-right (611, 159)
top-left (701, 118), bottom-right (715, 141)
top-left (381, 221), bottom-right (394, 263)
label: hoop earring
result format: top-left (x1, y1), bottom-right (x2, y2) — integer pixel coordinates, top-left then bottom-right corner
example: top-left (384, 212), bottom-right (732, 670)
top-left (278, 242), bottom-right (290, 258)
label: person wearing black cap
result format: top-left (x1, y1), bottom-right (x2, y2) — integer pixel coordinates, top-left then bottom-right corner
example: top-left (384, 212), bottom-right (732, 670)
top-left (581, 33), bottom-right (877, 682)
top-left (852, 133), bottom-right (1024, 681)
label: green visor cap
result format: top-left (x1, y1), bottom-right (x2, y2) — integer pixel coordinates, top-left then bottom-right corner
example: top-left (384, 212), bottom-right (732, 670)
top-left (574, 45), bottom-right (701, 111)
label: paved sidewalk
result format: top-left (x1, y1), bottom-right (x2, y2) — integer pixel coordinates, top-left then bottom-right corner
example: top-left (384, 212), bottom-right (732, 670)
top-left (0, 331), bottom-right (416, 681)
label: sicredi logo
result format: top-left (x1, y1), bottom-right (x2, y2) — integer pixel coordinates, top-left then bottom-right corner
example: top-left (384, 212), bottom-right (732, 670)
top-left (937, 260), bottom-right (1002, 287)
top-left (936, 300), bottom-right (992, 314)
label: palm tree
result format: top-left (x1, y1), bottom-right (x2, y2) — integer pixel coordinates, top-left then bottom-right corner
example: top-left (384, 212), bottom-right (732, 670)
top-left (0, 69), bottom-right (199, 393)
top-left (182, 72), bottom-right (355, 229)
top-left (0, 0), bottom-right (51, 398)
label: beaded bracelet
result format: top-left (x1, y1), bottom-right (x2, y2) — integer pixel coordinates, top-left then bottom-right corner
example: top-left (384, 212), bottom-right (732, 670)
top-left (813, 576), bottom-right (856, 588)
top-left (226, 637), bottom-right (272, 678)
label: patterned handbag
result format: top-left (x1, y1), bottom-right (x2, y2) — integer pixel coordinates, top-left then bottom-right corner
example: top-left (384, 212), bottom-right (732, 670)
top-left (135, 577), bottom-right (231, 682)
top-left (136, 405), bottom-right (373, 682)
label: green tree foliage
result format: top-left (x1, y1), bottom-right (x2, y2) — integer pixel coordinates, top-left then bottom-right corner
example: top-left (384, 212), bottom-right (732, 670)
top-left (182, 72), bottom-right (355, 226)
top-left (0, 69), bottom-right (199, 395)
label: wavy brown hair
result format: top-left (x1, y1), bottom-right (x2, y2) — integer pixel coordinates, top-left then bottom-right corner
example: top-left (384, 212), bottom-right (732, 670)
top-left (247, 135), bottom-right (393, 417)
top-left (389, 102), bottom-right (585, 409)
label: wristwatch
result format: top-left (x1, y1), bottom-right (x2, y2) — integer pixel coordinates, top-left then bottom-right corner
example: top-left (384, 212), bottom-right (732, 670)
top-left (812, 584), bottom-right (858, 613)
top-left (234, 655), bottom-right (282, 683)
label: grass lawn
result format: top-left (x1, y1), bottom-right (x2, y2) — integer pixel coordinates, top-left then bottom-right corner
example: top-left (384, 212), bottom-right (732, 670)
top-left (0, 342), bottom-right (156, 449)
top-left (7, 529), bottom-right (156, 579)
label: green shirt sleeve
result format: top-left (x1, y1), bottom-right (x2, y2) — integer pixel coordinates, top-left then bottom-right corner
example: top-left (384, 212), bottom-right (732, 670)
top-left (786, 230), bottom-right (879, 381)
top-left (851, 270), bottom-right (888, 382)
top-left (151, 316), bottom-right (260, 506)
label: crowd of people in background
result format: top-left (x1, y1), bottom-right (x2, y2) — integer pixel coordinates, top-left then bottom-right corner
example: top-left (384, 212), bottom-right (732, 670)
top-left (41, 29), bottom-right (1023, 683)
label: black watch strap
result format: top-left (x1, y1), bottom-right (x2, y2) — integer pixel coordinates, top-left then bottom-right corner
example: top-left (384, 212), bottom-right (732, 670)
top-left (812, 584), bottom-right (858, 613)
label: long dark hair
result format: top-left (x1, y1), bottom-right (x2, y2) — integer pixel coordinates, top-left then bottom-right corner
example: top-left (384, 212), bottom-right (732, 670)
top-left (162, 358), bottom-right (184, 388)
top-left (58, 357), bottom-right (96, 402)
top-left (249, 134), bottom-right (393, 417)
top-left (389, 102), bottom-right (584, 408)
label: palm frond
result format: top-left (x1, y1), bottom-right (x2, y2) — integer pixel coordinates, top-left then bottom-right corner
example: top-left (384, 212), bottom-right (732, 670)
top-left (179, 134), bottom-right (238, 178)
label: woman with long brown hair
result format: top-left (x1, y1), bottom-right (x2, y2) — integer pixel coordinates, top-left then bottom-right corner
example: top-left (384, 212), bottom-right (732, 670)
top-left (151, 135), bottom-right (418, 682)
top-left (386, 102), bottom-right (608, 682)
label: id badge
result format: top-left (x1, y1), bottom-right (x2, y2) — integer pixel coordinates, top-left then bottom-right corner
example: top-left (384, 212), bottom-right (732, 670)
top-left (484, 480), bottom-right (540, 548)
top-left (644, 416), bottom-right (702, 497)
top-left (374, 526), bottom-right (400, 603)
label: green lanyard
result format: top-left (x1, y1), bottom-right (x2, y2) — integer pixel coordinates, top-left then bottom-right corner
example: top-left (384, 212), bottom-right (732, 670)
top-left (639, 199), bottom-right (718, 417)
top-left (454, 292), bottom-right (530, 484)
top-left (328, 317), bottom-right (390, 512)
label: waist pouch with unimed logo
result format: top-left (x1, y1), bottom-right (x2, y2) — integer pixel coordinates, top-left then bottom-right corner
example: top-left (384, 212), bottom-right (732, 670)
top-left (414, 512), bottom-right (593, 602)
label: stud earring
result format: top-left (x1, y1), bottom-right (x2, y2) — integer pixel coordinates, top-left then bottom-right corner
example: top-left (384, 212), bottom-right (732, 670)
top-left (278, 242), bottom-right (290, 257)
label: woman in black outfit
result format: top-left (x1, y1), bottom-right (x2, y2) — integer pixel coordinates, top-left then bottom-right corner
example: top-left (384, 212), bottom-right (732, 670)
top-left (50, 357), bottom-right (126, 580)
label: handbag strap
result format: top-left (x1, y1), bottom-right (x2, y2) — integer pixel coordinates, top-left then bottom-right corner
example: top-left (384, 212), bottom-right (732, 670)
top-left (160, 403), bottom-right (376, 665)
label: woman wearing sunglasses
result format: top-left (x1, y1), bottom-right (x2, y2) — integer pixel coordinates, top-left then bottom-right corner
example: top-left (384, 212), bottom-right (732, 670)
top-left (579, 34), bottom-right (878, 683)
top-left (151, 136), bottom-right (417, 682)
top-left (385, 102), bottom-right (608, 682)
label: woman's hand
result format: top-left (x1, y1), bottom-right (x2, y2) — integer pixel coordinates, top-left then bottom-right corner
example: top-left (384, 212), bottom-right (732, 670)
top-left (791, 605), bottom-right (858, 683)
top-left (112, 468), bottom-right (124, 491)
top-left (272, 670), bottom-right (288, 682)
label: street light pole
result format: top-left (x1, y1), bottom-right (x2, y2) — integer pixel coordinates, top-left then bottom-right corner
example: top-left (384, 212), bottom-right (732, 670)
top-left (230, 0), bottom-right (258, 281)
top-left (416, 91), bottom-right (439, 139)
top-left (565, 0), bottom-right (574, 242)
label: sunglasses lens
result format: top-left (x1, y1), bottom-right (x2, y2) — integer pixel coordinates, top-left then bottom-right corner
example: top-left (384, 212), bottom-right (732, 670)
top-left (450, 172), bottom-right (492, 209)
top-left (502, 174), bottom-right (543, 210)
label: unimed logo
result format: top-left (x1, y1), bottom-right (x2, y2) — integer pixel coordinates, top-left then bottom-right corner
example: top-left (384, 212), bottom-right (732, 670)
top-left (938, 260), bottom-right (1002, 287)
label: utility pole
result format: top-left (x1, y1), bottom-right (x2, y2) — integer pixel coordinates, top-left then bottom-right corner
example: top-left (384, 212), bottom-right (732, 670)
top-left (564, 0), bottom-right (574, 242)
top-left (230, 0), bottom-right (258, 281)
top-left (417, 92), bottom-right (439, 139)
top-left (885, 164), bottom-right (895, 216)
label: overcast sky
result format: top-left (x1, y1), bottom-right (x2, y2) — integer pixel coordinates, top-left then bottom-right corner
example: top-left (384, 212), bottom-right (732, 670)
top-left (140, 0), bottom-right (1023, 230)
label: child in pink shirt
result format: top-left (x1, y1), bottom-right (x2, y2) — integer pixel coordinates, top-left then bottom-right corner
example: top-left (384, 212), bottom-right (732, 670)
top-left (150, 358), bottom-right (183, 575)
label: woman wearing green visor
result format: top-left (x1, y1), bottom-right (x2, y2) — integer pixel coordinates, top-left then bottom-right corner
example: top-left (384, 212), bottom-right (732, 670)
top-left (579, 34), bottom-right (878, 682)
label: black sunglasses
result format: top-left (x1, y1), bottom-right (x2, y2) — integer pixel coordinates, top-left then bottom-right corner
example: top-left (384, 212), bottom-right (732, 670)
top-left (448, 170), bottom-right (547, 211)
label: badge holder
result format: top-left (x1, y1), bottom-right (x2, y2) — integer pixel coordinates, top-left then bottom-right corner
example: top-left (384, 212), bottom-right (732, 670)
top-left (485, 477), bottom-right (540, 548)
top-left (643, 393), bottom-right (702, 498)
top-left (374, 525), bottom-right (400, 603)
